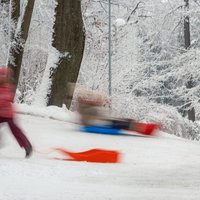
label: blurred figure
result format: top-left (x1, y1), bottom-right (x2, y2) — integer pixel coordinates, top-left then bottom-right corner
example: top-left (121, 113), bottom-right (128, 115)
top-left (76, 88), bottom-right (130, 128)
top-left (0, 66), bottom-right (32, 158)
top-left (77, 89), bottom-right (110, 126)
top-left (76, 87), bottom-right (159, 135)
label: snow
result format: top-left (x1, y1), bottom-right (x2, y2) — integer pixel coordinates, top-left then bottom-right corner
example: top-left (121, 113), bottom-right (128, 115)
top-left (114, 18), bottom-right (126, 27)
top-left (0, 104), bottom-right (200, 199)
top-left (33, 47), bottom-right (60, 106)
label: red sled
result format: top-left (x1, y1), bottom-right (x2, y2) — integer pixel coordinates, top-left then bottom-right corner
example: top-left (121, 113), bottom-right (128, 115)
top-left (54, 148), bottom-right (120, 163)
top-left (81, 122), bottom-right (160, 136)
top-left (130, 122), bottom-right (160, 135)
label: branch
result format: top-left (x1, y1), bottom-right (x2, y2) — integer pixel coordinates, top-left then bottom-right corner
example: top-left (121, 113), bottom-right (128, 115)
top-left (163, 5), bottom-right (184, 22)
top-left (98, 0), bottom-right (107, 13)
top-left (192, 0), bottom-right (200, 6)
top-left (126, 1), bottom-right (144, 23)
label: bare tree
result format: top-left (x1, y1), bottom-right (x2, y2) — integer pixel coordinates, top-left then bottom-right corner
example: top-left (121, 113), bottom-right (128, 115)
top-left (184, 0), bottom-right (195, 121)
top-left (8, 0), bottom-right (35, 87)
top-left (184, 0), bottom-right (190, 49)
top-left (9, 0), bottom-right (20, 40)
top-left (48, 0), bottom-right (85, 108)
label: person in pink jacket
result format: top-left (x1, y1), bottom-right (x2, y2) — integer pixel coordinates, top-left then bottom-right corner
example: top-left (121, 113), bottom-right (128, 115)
top-left (0, 66), bottom-right (32, 158)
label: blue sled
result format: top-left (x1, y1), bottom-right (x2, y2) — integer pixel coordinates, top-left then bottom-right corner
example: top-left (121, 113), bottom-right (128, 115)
top-left (80, 126), bottom-right (123, 135)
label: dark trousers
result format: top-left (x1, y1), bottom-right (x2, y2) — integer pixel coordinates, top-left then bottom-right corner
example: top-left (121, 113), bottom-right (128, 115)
top-left (0, 117), bottom-right (31, 148)
top-left (110, 119), bottom-right (131, 129)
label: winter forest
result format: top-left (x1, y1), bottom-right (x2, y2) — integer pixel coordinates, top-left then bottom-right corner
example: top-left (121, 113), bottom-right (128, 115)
top-left (1, 0), bottom-right (200, 140)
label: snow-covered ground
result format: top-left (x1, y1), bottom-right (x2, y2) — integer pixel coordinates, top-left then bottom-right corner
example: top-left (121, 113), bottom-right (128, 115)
top-left (0, 105), bottom-right (200, 200)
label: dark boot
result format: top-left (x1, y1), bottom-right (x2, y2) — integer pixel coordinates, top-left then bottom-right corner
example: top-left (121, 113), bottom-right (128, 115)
top-left (25, 145), bottom-right (33, 158)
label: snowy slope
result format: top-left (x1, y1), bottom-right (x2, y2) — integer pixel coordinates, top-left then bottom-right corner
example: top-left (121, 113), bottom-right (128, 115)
top-left (0, 107), bottom-right (200, 200)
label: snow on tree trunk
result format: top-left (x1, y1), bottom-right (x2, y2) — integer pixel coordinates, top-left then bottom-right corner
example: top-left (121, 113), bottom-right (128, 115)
top-left (33, 47), bottom-right (60, 106)
top-left (47, 0), bottom-right (85, 108)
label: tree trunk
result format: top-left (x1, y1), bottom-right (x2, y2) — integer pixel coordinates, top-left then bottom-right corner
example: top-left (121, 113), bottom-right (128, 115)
top-left (8, 0), bottom-right (20, 41)
top-left (48, 0), bottom-right (85, 108)
top-left (184, 0), bottom-right (195, 121)
top-left (8, 0), bottom-right (35, 87)
top-left (184, 0), bottom-right (190, 49)
top-left (185, 77), bottom-right (195, 122)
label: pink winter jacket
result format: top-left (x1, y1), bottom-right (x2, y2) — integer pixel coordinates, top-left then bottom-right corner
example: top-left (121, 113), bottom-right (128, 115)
top-left (0, 83), bottom-right (15, 118)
